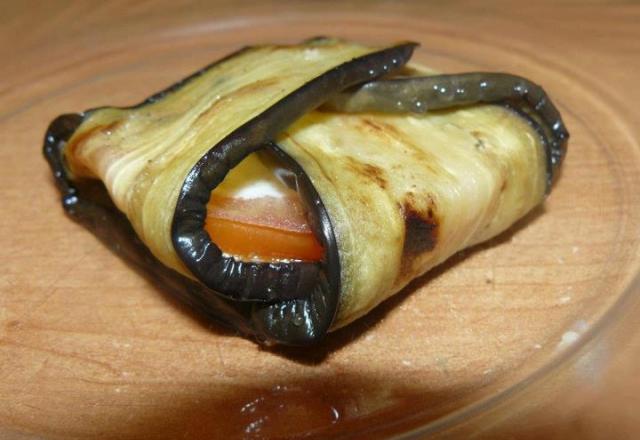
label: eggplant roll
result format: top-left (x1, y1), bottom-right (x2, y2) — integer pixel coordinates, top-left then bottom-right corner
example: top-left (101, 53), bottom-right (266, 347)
top-left (43, 38), bottom-right (568, 345)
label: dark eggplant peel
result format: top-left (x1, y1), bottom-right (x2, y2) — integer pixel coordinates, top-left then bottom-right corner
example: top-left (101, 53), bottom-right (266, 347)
top-left (43, 38), bottom-right (568, 346)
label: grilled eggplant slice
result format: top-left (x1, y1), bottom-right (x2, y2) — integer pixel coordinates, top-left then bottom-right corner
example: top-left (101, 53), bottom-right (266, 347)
top-left (43, 38), bottom-right (567, 345)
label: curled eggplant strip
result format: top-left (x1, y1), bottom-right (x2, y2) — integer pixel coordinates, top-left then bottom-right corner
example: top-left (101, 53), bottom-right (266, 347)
top-left (43, 114), bottom-right (257, 337)
top-left (172, 45), bottom-right (416, 301)
top-left (171, 43), bottom-right (417, 345)
top-left (325, 73), bottom-right (569, 189)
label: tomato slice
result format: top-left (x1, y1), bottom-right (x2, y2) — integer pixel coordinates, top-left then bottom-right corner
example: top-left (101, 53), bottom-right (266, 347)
top-left (204, 151), bottom-right (324, 262)
top-left (205, 194), bottom-right (324, 262)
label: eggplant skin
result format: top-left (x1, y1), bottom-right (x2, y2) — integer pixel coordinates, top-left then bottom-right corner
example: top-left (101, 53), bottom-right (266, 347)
top-left (44, 39), bottom-right (417, 346)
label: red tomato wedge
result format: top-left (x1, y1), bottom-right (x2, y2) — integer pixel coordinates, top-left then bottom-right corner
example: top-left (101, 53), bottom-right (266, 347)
top-left (205, 194), bottom-right (324, 262)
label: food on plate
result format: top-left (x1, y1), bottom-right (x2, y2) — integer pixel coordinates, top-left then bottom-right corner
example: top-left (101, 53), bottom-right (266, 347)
top-left (43, 37), bottom-right (568, 345)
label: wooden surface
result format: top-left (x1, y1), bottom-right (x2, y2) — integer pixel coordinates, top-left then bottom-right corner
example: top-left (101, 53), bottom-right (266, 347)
top-left (2, 1), bottom-right (640, 438)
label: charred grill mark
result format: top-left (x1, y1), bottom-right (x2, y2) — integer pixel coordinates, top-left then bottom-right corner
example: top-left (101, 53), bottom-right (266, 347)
top-left (345, 156), bottom-right (387, 189)
top-left (360, 117), bottom-right (437, 167)
top-left (361, 118), bottom-right (382, 131)
top-left (402, 203), bottom-right (438, 255)
top-left (399, 195), bottom-right (439, 277)
top-left (360, 163), bottom-right (387, 189)
top-left (471, 130), bottom-right (487, 150)
top-left (366, 118), bottom-right (404, 137)
top-left (361, 117), bottom-right (398, 135)
top-left (361, 117), bottom-right (407, 144)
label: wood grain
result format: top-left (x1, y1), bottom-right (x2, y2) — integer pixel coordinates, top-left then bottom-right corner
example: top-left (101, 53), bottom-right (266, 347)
top-left (1, 1), bottom-right (640, 438)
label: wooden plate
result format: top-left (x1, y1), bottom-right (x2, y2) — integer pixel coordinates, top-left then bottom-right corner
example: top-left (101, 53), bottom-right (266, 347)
top-left (2, 2), bottom-right (640, 438)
